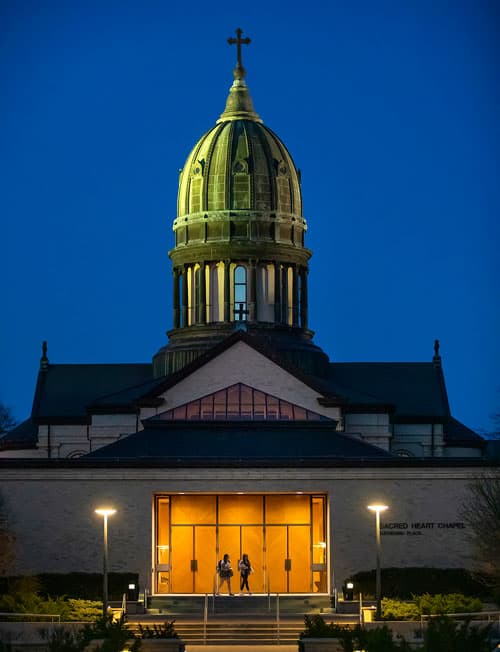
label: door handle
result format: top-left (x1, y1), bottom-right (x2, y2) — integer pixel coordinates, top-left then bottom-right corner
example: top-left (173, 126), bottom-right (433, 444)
top-left (191, 559), bottom-right (198, 572)
top-left (284, 558), bottom-right (292, 571)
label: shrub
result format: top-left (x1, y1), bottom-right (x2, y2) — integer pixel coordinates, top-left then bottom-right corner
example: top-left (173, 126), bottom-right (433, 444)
top-left (299, 614), bottom-right (350, 639)
top-left (137, 621), bottom-right (180, 639)
top-left (66, 599), bottom-right (102, 622)
top-left (298, 616), bottom-right (411, 651)
top-left (0, 573), bottom-right (139, 601)
top-left (41, 628), bottom-right (84, 652)
top-left (80, 615), bottom-right (140, 652)
top-left (350, 567), bottom-right (491, 599)
top-left (422, 615), bottom-right (493, 652)
top-left (0, 589), bottom-right (71, 619)
top-left (381, 598), bottom-right (419, 621)
top-left (415, 593), bottom-right (482, 615)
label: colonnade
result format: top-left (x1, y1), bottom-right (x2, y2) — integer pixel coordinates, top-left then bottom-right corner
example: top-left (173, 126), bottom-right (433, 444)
top-left (172, 260), bottom-right (309, 330)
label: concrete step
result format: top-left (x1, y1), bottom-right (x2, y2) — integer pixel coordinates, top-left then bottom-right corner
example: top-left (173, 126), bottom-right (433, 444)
top-left (129, 620), bottom-right (304, 645)
top-left (147, 594), bottom-right (331, 617)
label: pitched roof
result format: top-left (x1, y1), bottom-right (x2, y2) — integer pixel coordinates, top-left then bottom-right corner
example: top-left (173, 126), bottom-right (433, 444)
top-left (0, 418), bottom-right (38, 450)
top-left (86, 420), bottom-right (393, 461)
top-left (326, 362), bottom-right (450, 419)
top-left (32, 363), bottom-right (153, 421)
top-left (444, 417), bottom-right (486, 447)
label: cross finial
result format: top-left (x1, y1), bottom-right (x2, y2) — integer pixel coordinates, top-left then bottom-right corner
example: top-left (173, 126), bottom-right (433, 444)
top-left (40, 340), bottom-right (49, 371)
top-left (432, 339), bottom-right (442, 367)
top-left (227, 28), bottom-right (251, 79)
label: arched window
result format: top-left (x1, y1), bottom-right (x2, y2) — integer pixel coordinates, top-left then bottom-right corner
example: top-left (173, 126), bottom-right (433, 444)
top-left (234, 265), bottom-right (247, 321)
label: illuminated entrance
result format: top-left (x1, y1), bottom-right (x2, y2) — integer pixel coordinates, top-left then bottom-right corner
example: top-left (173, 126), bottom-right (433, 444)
top-left (154, 494), bottom-right (327, 594)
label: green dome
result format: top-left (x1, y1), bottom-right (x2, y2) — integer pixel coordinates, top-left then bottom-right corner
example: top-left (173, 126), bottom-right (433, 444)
top-left (176, 75), bottom-right (304, 226)
top-left (153, 35), bottom-right (330, 380)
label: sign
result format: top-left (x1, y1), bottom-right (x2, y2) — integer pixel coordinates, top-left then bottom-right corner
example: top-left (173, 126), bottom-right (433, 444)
top-left (381, 521), bottom-right (465, 536)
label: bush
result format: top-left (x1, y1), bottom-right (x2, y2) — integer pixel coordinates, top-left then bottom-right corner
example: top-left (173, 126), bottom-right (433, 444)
top-left (0, 580), bottom-right (101, 621)
top-left (422, 615), bottom-right (493, 652)
top-left (66, 599), bottom-right (102, 622)
top-left (0, 587), bottom-right (71, 619)
top-left (41, 628), bottom-right (83, 652)
top-left (350, 567), bottom-right (491, 599)
top-left (0, 573), bottom-right (139, 601)
top-left (381, 593), bottom-right (482, 621)
top-left (137, 621), bottom-right (180, 639)
top-left (298, 616), bottom-right (411, 651)
top-left (415, 593), bottom-right (482, 615)
top-left (381, 598), bottom-right (419, 621)
top-left (80, 615), bottom-right (140, 652)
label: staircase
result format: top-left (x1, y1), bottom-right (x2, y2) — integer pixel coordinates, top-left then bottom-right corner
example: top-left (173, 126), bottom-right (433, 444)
top-left (125, 594), bottom-right (334, 645)
top-left (147, 594), bottom-right (332, 617)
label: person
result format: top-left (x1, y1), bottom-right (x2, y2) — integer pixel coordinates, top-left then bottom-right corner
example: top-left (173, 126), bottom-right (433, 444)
top-left (238, 553), bottom-right (252, 594)
top-left (216, 553), bottom-right (234, 595)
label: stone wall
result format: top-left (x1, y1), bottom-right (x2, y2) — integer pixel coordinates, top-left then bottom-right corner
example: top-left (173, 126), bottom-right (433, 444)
top-left (0, 464), bottom-right (482, 595)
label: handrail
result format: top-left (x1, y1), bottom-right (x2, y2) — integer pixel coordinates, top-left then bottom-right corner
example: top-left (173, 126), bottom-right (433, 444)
top-left (203, 593), bottom-right (208, 644)
top-left (0, 612), bottom-right (61, 622)
top-left (121, 592), bottom-right (127, 617)
top-left (420, 610), bottom-right (500, 620)
top-left (276, 593), bottom-right (280, 644)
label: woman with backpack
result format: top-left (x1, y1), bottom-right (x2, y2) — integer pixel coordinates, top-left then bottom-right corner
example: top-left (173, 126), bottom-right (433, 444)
top-left (216, 553), bottom-right (234, 595)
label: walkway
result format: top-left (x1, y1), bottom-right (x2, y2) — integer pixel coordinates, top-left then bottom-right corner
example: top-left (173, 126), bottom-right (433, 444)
top-left (186, 647), bottom-right (297, 652)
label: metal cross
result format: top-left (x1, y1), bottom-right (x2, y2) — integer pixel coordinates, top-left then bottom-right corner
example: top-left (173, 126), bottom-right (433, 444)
top-left (227, 28), bottom-right (251, 74)
top-left (234, 302), bottom-right (249, 321)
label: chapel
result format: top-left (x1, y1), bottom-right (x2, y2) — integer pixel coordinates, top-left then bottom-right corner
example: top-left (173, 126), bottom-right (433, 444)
top-left (0, 31), bottom-right (489, 597)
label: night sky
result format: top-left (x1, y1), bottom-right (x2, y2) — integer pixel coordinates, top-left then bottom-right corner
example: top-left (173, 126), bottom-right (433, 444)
top-left (1, 1), bottom-right (499, 435)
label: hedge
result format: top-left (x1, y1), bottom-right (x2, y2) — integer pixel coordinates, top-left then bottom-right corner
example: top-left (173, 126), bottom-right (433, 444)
top-left (348, 567), bottom-right (492, 599)
top-left (0, 573), bottom-right (139, 601)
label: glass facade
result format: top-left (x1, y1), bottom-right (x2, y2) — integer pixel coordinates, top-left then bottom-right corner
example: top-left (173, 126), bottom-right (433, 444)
top-left (154, 493), bottom-right (327, 594)
top-left (158, 383), bottom-right (327, 422)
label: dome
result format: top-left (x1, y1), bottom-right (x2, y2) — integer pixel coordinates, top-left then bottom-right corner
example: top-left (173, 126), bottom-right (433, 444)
top-left (177, 113), bottom-right (303, 218)
top-left (174, 71), bottom-right (306, 248)
top-left (153, 33), bottom-right (330, 380)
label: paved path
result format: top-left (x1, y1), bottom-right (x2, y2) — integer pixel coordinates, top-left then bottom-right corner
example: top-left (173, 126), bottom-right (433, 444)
top-left (186, 647), bottom-right (297, 652)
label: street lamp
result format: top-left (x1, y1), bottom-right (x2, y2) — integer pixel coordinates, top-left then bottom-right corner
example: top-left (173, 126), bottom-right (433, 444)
top-left (367, 504), bottom-right (388, 620)
top-left (95, 507), bottom-right (116, 617)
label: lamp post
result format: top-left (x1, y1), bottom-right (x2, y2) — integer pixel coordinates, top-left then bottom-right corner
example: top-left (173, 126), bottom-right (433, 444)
top-left (95, 508), bottom-right (116, 618)
top-left (367, 504), bottom-right (388, 620)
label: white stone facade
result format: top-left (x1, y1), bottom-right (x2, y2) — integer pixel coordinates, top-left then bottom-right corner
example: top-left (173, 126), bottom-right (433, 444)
top-left (0, 464), bottom-right (481, 594)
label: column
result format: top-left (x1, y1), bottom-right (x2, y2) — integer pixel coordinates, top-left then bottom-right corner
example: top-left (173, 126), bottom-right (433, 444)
top-left (224, 260), bottom-right (231, 322)
top-left (181, 265), bottom-right (188, 327)
top-left (300, 267), bottom-right (308, 330)
top-left (173, 267), bottom-right (180, 329)
top-left (199, 262), bottom-right (207, 324)
top-left (249, 259), bottom-right (257, 322)
top-left (292, 264), bottom-right (299, 327)
top-left (274, 263), bottom-right (281, 323)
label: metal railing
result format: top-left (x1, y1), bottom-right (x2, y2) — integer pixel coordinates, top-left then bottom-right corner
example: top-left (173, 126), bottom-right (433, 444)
top-left (0, 612), bottom-right (61, 622)
top-left (419, 610), bottom-right (500, 637)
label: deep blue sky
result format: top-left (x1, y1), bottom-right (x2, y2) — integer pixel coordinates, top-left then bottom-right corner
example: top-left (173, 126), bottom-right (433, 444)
top-left (1, 1), bottom-right (499, 435)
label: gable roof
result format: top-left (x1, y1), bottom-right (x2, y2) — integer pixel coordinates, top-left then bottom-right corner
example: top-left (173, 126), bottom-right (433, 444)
top-left (444, 417), bottom-right (486, 447)
top-left (0, 418), bottom-right (38, 450)
top-left (326, 362), bottom-right (450, 420)
top-left (85, 420), bottom-right (393, 462)
top-left (32, 363), bottom-right (153, 422)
